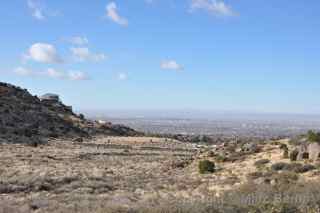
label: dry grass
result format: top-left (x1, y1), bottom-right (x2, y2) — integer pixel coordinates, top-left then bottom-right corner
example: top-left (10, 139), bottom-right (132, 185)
top-left (1, 137), bottom-right (320, 212)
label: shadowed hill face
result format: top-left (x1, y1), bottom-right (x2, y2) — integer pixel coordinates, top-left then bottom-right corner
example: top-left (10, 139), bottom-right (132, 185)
top-left (0, 82), bottom-right (88, 144)
top-left (0, 82), bottom-right (141, 144)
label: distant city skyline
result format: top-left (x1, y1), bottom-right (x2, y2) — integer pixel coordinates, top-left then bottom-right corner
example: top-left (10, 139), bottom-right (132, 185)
top-left (1, 0), bottom-right (320, 114)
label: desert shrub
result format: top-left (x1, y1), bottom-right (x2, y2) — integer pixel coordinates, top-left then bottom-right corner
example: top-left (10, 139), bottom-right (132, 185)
top-left (79, 113), bottom-right (85, 120)
top-left (271, 162), bottom-right (307, 172)
top-left (273, 171), bottom-right (299, 185)
top-left (283, 149), bottom-right (289, 159)
top-left (294, 164), bottom-right (315, 173)
top-left (270, 162), bottom-right (314, 174)
top-left (279, 144), bottom-right (288, 150)
top-left (171, 159), bottom-right (192, 169)
top-left (198, 160), bottom-right (215, 174)
top-left (307, 130), bottom-right (320, 143)
top-left (271, 162), bottom-right (292, 171)
top-left (254, 159), bottom-right (270, 167)
top-left (289, 149), bottom-right (299, 161)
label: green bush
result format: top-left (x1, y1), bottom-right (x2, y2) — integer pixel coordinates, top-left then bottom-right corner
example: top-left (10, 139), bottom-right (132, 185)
top-left (290, 149), bottom-right (299, 161)
top-left (198, 160), bottom-right (215, 174)
top-left (307, 130), bottom-right (320, 143)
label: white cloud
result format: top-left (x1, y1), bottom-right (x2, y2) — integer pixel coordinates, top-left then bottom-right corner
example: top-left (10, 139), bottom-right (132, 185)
top-left (106, 2), bottom-right (128, 26)
top-left (118, 73), bottom-right (128, 80)
top-left (13, 67), bottom-right (88, 81)
top-left (68, 36), bottom-right (89, 46)
top-left (25, 43), bottom-right (63, 64)
top-left (71, 47), bottom-right (106, 62)
top-left (161, 60), bottom-right (183, 71)
top-left (13, 67), bottom-right (35, 76)
top-left (190, 0), bottom-right (236, 17)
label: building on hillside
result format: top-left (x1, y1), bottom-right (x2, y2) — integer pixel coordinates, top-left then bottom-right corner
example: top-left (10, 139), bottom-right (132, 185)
top-left (40, 93), bottom-right (60, 102)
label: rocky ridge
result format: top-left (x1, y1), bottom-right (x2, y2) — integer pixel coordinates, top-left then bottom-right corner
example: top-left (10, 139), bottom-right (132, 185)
top-left (0, 82), bottom-right (141, 144)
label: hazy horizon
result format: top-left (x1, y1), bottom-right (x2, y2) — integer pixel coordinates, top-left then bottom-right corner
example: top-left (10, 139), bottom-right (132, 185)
top-left (82, 109), bottom-right (320, 120)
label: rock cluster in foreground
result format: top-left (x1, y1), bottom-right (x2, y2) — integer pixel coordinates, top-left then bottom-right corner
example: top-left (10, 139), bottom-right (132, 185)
top-left (0, 82), bottom-right (141, 144)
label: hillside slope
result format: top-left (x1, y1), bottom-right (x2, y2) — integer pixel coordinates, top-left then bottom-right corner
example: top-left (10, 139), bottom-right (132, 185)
top-left (0, 82), bottom-right (141, 144)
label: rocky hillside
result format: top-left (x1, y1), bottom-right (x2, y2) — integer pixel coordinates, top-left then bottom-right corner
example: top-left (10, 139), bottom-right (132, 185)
top-left (0, 82), bottom-right (141, 144)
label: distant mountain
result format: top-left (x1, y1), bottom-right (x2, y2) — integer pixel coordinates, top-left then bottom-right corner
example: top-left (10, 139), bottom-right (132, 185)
top-left (0, 82), bottom-right (141, 144)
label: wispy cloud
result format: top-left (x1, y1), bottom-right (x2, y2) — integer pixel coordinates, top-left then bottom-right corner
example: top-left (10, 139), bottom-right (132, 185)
top-left (161, 60), bottom-right (183, 71)
top-left (24, 43), bottom-right (63, 64)
top-left (106, 2), bottom-right (128, 26)
top-left (14, 67), bottom-right (35, 76)
top-left (46, 68), bottom-right (65, 79)
top-left (13, 67), bottom-right (89, 81)
top-left (45, 68), bottom-right (90, 81)
top-left (190, 0), bottom-right (236, 17)
top-left (118, 72), bottom-right (128, 80)
top-left (27, 0), bottom-right (60, 20)
top-left (27, 0), bottom-right (45, 20)
top-left (68, 71), bottom-right (90, 81)
top-left (67, 36), bottom-right (89, 46)
top-left (70, 47), bottom-right (106, 62)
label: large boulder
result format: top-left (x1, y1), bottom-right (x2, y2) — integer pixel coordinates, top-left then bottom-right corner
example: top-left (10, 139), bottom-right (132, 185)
top-left (297, 142), bottom-right (320, 162)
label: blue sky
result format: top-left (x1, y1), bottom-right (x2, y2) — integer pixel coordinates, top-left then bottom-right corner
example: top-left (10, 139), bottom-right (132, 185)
top-left (1, 0), bottom-right (320, 114)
